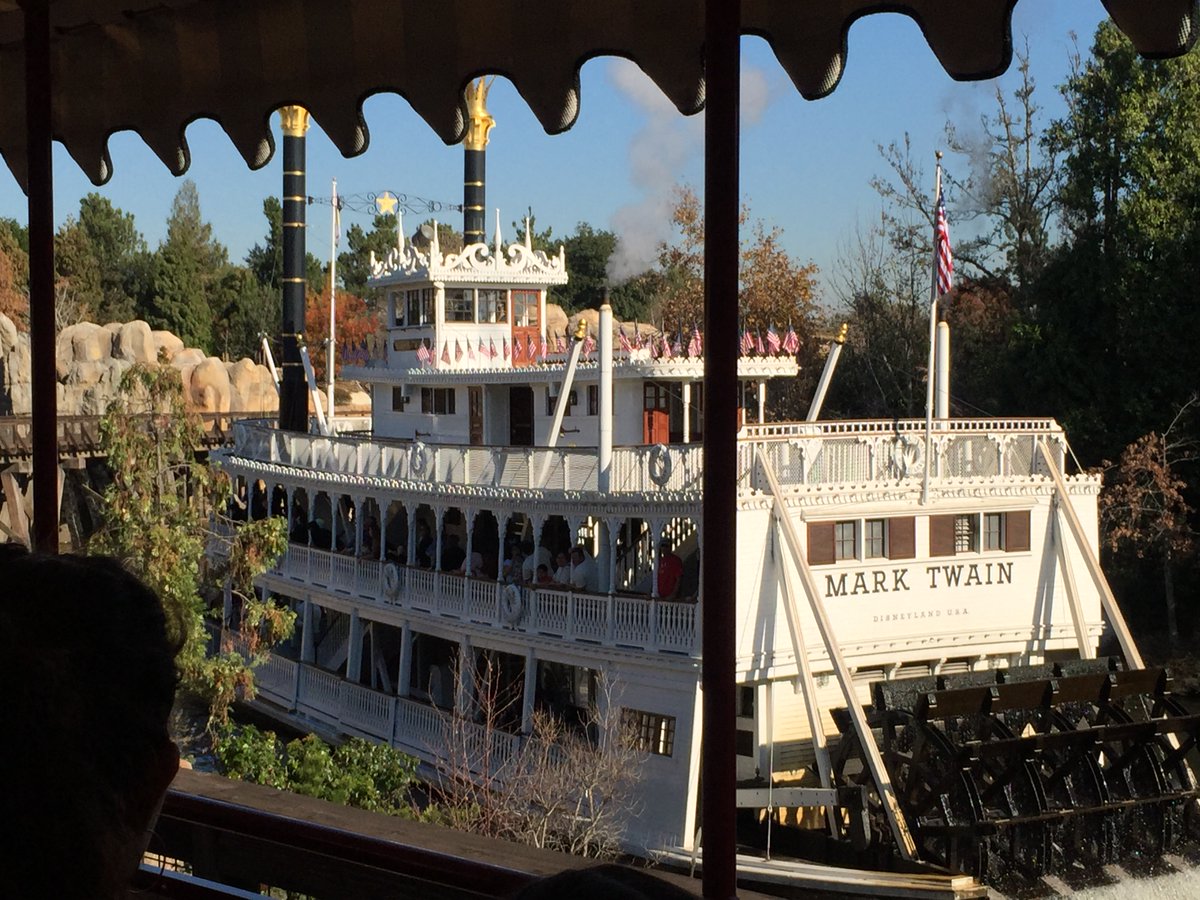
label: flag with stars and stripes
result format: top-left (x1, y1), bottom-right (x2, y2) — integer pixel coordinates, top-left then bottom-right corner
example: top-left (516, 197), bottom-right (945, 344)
top-left (416, 340), bottom-right (431, 365)
top-left (583, 332), bottom-right (596, 359)
top-left (688, 325), bottom-right (702, 358)
top-left (527, 334), bottom-right (538, 361)
top-left (619, 326), bottom-right (632, 354)
top-left (454, 339), bottom-right (463, 363)
top-left (673, 330), bottom-right (683, 357)
top-left (935, 189), bottom-right (954, 296)
top-left (467, 339), bottom-right (476, 363)
top-left (755, 330), bottom-right (766, 355)
top-left (766, 325), bottom-right (782, 354)
top-left (502, 338), bottom-right (510, 361)
top-left (555, 332), bottom-right (566, 353)
top-left (740, 329), bottom-right (754, 355)
top-left (660, 333), bottom-right (672, 359)
top-left (513, 336), bottom-right (524, 361)
top-left (782, 324), bottom-right (800, 355)
top-left (441, 342), bottom-right (451, 365)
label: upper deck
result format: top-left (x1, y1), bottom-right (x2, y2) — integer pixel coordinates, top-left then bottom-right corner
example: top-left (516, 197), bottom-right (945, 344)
top-left (222, 415), bottom-right (1082, 507)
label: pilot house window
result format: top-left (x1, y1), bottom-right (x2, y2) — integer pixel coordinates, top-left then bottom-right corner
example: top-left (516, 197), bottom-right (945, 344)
top-left (421, 387), bottom-right (456, 415)
top-left (625, 709), bottom-right (676, 757)
top-left (445, 289), bottom-right (473, 322)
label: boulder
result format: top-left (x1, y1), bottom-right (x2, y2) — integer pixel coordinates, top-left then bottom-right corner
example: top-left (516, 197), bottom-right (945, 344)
top-left (116, 320), bottom-right (156, 364)
top-left (6, 337), bottom-right (30, 386)
top-left (189, 356), bottom-right (231, 413)
top-left (545, 303), bottom-right (569, 340)
top-left (8, 382), bottom-right (31, 415)
top-left (66, 360), bottom-right (108, 387)
top-left (0, 312), bottom-right (17, 356)
top-left (170, 348), bottom-right (206, 370)
top-left (57, 323), bottom-right (89, 379)
top-left (226, 358), bottom-right (260, 411)
top-left (71, 322), bottom-right (111, 364)
top-left (153, 330), bottom-right (184, 362)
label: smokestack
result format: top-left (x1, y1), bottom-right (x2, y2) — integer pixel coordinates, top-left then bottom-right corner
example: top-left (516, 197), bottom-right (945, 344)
top-left (279, 106), bottom-right (310, 433)
top-left (463, 78), bottom-right (494, 245)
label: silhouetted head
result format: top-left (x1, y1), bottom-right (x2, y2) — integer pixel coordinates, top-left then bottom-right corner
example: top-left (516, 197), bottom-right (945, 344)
top-left (0, 547), bottom-right (180, 899)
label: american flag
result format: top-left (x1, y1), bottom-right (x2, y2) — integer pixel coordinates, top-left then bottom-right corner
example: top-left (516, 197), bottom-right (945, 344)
top-left (740, 329), bottom-right (754, 355)
top-left (673, 331), bottom-right (683, 357)
top-left (513, 337), bottom-right (523, 361)
top-left (488, 337), bottom-right (498, 360)
top-left (935, 189), bottom-right (954, 296)
top-left (454, 339), bottom-right (463, 363)
top-left (633, 323), bottom-right (643, 350)
top-left (688, 325), bottom-right (702, 358)
top-left (755, 331), bottom-right (766, 355)
top-left (502, 338), bottom-right (510, 361)
top-left (782, 325), bottom-right (800, 355)
top-left (416, 340), bottom-right (431, 365)
top-left (555, 332), bottom-right (566, 353)
top-left (766, 325), bottom-right (782, 354)
top-left (478, 336), bottom-right (487, 359)
top-left (467, 339), bottom-right (476, 363)
top-left (648, 335), bottom-right (659, 358)
top-left (540, 334), bottom-right (549, 359)
top-left (582, 331), bottom-right (596, 359)
top-left (618, 326), bottom-right (632, 354)
top-left (527, 334), bottom-right (537, 361)
top-left (659, 333), bottom-right (671, 359)
top-left (440, 342), bottom-right (451, 365)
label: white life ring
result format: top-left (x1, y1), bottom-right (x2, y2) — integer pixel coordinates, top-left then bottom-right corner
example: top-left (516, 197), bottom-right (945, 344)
top-left (500, 583), bottom-right (525, 626)
top-left (410, 440), bottom-right (428, 476)
top-left (648, 443), bottom-right (673, 487)
top-left (382, 561), bottom-right (401, 599)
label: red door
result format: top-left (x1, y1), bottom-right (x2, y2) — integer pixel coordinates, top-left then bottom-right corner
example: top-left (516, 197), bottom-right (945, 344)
top-left (643, 383), bottom-right (669, 444)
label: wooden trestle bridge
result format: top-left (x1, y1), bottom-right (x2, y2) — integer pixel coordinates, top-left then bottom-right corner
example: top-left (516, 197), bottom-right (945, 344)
top-left (0, 412), bottom-right (241, 549)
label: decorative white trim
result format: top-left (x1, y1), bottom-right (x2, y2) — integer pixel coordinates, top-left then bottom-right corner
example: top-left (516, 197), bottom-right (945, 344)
top-left (369, 236), bottom-right (568, 287)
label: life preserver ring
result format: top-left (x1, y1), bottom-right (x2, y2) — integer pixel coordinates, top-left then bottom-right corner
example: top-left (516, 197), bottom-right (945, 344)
top-left (410, 440), bottom-right (428, 476)
top-left (648, 443), bottom-right (673, 487)
top-left (500, 583), bottom-right (525, 626)
top-left (382, 561), bottom-right (401, 599)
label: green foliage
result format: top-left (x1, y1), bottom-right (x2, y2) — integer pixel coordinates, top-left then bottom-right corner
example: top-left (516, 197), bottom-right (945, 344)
top-left (91, 364), bottom-right (292, 728)
top-left (214, 724), bottom-right (421, 818)
top-left (338, 214), bottom-right (400, 297)
top-left (52, 194), bottom-right (149, 324)
top-left (245, 196), bottom-right (327, 296)
top-left (213, 265), bottom-right (278, 362)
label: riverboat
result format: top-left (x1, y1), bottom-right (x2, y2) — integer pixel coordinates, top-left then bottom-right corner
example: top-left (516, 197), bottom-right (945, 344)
top-left (214, 94), bottom-right (1200, 898)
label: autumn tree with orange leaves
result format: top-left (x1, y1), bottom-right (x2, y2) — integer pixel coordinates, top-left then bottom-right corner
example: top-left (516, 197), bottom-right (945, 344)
top-left (304, 287), bottom-right (380, 384)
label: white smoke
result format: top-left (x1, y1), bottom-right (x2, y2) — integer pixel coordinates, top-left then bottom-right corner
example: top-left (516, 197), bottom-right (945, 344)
top-left (605, 60), bottom-right (777, 285)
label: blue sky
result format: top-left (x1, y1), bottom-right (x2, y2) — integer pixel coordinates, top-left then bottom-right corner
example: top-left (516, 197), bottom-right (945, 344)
top-left (0, 2), bottom-right (1103, 306)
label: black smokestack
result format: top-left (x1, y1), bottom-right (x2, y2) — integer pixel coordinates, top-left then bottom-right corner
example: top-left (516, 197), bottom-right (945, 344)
top-left (463, 78), bottom-right (494, 245)
top-left (279, 106), bottom-right (309, 433)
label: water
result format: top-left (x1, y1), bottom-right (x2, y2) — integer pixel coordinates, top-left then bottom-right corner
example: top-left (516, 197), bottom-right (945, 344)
top-left (1069, 868), bottom-right (1200, 899)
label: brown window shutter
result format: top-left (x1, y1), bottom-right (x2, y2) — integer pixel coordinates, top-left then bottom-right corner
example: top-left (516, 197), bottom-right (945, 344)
top-left (1006, 510), bottom-right (1031, 552)
top-left (929, 515), bottom-right (956, 557)
top-left (888, 516), bottom-right (916, 559)
top-left (807, 522), bottom-right (835, 566)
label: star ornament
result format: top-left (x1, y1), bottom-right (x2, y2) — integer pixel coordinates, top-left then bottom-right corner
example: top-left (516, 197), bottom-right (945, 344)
top-left (375, 192), bottom-right (398, 216)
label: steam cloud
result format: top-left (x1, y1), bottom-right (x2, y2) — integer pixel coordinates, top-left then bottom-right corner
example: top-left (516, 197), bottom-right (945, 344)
top-left (605, 61), bottom-right (775, 285)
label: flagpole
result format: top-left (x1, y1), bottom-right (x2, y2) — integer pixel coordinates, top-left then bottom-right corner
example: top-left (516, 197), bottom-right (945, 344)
top-left (922, 153), bottom-right (943, 505)
top-left (328, 177), bottom-right (339, 425)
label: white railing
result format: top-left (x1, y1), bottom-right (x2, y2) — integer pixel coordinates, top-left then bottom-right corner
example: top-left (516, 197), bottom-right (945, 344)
top-left (267, 543), bottom-right (698, 656)
top-left (254, 653), bottom-right (299, 707)
top-left (231, 417), bottom-right (1068, 498)
top-left (266, 659), bottom-right (524, 775)
top-left (230, 420), bottom-right (702, 494)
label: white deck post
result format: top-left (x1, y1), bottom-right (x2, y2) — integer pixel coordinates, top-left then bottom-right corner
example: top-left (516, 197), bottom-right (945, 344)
top-left (682, 381), bottom-right (692, 443)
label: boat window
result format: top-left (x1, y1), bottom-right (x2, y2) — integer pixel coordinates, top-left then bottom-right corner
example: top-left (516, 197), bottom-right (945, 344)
top-left (864, 519), bottom-right (887, 558)
top-left (391, 387), bottom-right (406, 412)
top-left (512, 290), bottom-right (540, 327)
top-left (421, 387), bottom-right (456, 415)
top-left (406, 288), bottom-right (434, 326)
top-left (954, 514), bottom-right (979, 553)
top-left (983, 513), bottom-right (1004, 551)
top-left (389, 290), bottom-right (404, 326)
top-left (587, 384), bottom-right (599, 416)
top-left (834, 521), bottom-right (858, 560)
top-left (477, 289), bottom-right (507, 323)
top-left (445, 288), bottom-right (473, 322)
top-left (625, 709), bottom-right (676, 757)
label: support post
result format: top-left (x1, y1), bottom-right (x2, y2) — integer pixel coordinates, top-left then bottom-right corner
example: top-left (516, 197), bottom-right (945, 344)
top-left (521, 647), bottom-right (537, 734)
top-left (702, 1), bottom-right (740, 894)
top-left (599, 301), bottom-right (614, 491)
top-left (26, 0), bottom-right (57, 552)
top-left (347, 609), bottom-right (363, 683)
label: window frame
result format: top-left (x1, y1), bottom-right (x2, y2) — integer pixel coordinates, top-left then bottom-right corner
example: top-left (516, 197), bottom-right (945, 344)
top-left (420, 387), bottom-right (456, 415)
top-left (624, 708), bottom-right (676, 757)
top-left (864, 518), bottom-right (887, 559)
top-left (834, 520), bottom-right (858, 561)
top-left (954, 514), bottom-right (979, 553)
top-left (445, 288), bottom-right (473, 323)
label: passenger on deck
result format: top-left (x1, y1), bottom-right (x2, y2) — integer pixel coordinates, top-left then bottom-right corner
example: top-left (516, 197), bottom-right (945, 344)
top-left (519, 540), bottom-right (553, 583)
top-left (553, 550), bottom-right (572, 585)
top-left (360, 517), bottom-right (381, 559)
top-left (657, 539), bottom-right (684, 600)
top-left (0, 546), bottom-right (180, 900)
top-left (569, 546), bottom-right (599, 593)
top-left (441, 533), bottom-right (467, 572)
top-left (535, 563), bottom-right (555, 586)
top-left (415, 522), bottom-right (434, 568)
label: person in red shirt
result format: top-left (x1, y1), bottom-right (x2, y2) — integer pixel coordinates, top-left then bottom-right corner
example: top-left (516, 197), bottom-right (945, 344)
top-left (657, 538), bottom-right (684, 600)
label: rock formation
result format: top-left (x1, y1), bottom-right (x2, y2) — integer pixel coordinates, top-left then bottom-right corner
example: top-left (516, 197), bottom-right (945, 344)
top-left (0, 314), bottom-right (281, 417)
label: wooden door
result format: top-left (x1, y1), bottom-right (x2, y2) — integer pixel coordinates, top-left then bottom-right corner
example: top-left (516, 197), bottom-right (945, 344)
top-left (643, 382), bottom-right (669, 444)
top-left (509, 386), bottom-right (534, 446)
top-left (510, 290), bottom-right (540, 368)
top-left (468, 386), bottom-right (483, 445)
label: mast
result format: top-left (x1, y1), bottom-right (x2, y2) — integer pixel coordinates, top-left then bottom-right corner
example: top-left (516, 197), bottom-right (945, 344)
top-left (463, 78), bottom-right (494, 245)
top-left (328, 177), bottom-right (339, 425)
top-left (279, 106), bottom-right (311, 433)
top-left (921, 153), bottom-right (944, 504)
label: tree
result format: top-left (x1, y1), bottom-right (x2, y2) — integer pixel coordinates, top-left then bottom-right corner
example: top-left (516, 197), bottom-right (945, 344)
top-left (90, 364), bottom-right (292, 728)
top-left (0, 225), bottom-right (28, 326)
top-left (143, 180), bottom-right (228, 350)
top-left (338, 214), bottom-right (400, 297)
top-left (304, 286), bottom-right (379, 383)
top-left (245, 196), bottom-right (326, 296)
top-left (945, 47), bottom-right (1060, 293)
top-left (1101, 399), bottom-right (1198, 650)
top-left (214, 723), bottom-right (422, 817)
top-left (53, 194), bottom-right (151, 324)
top-left (212, 266), bottom-right (278, 362)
